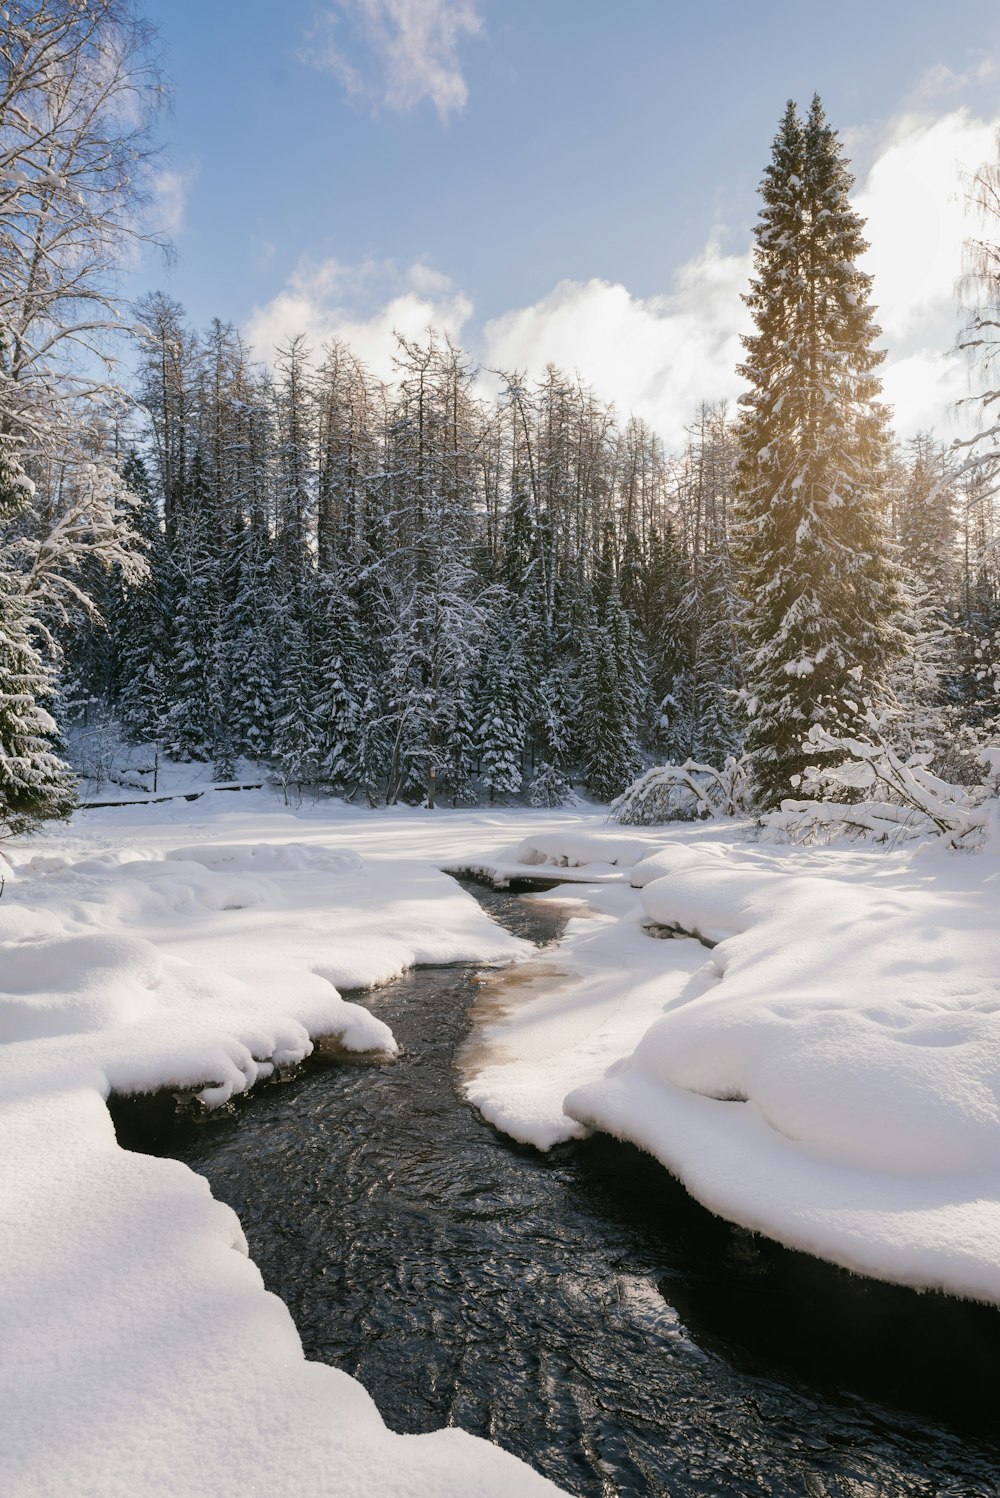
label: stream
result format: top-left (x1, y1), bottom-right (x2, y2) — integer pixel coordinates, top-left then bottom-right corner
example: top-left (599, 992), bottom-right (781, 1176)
top-left (110, 880), bottom-right (1000, 1498)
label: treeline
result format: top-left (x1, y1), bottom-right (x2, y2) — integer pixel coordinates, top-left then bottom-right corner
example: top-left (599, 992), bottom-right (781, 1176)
top-left (2, 7), bottom-right (999, 833)
top-left (62, 298), bottom-right (741, 805)
top-left (60, 294), bottom-right (998, 806)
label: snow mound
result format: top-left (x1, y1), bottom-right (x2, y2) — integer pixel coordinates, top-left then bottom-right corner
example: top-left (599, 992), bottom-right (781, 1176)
top-left (471, 824), bottom-right (1000, 1302)
top-left (515, 828), bottom-right (661, 872)
top-left (108, 856), bottom-right (273, 917)
top-left (1, 802), bottom-right (561, 1498)
top-left (166, 840), bottom-right (365, 874)
top-left (621, 856), bottom-right (1000, 1177)
top-left (0, 933), bottom-right (162, 1041)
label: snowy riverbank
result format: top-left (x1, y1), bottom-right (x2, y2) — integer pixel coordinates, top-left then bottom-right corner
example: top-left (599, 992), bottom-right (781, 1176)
top-left (461, 822), bottom-right (1000, 1304)
top-left (0, 792), bottom-right (577, 1498)
top-left (4, 789), bottom-right (1000, 1496)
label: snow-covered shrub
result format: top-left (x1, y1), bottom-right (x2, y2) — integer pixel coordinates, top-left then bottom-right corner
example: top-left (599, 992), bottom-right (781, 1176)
top-left (610, 755), bottom-right (754, 824)
top-left (66, 714), bottom-right (119, 792)
top-left (770, 717), bottom-right (1000, 848)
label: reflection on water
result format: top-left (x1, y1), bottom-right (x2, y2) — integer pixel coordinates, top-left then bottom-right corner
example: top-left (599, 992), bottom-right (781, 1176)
top-left (110, 882), bottom-right (1000, 1498)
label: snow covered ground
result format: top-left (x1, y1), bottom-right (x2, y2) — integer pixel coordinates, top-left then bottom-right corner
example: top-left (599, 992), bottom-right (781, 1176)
top-left (0, 789), bottom-right (583, 1498)
top-left (5, 786), bottom-right (1000, 1496)
top-left (463, 821), bottom-right (1000, 1306)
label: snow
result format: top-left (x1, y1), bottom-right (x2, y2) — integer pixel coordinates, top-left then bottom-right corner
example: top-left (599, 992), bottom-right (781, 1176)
top-left (463, 821), bottom-right (1000, 1304)
top-left (511, 826), bottom-right (664, 872)
top-left (8, 788), bottom-right (1000, 1498)
top-left (0, 791), bottom-right (573, 1498)
top-left (460, 880), bottom-right (707, 1151)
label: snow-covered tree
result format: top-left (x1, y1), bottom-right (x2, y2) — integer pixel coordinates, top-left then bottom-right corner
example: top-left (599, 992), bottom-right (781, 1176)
top-left (0, 436), bottom-right (75, 833)
top-left (476, 599), bottom-right (528, 801)
top-left (0, 2), bottom-right (163, 421)
top-left (956, 126), bottom-right (1000, 497)
top-left (272, 610), bottom-right (321, 800)
top-left (222, 521), bottom-right (279, 764)
top-left (529, 655), bottom-right (577, 806)
top-left (161, 452), bottom-right (223, 761)
top-left (578, 530), bottom-right (644, 800)
top-left (114, 451), bottom-right (169, 744)
top-left (735, 96), bottom-right (903, 808)
top-left (888, 436), bottom-right (963, 762)
top-left (311, 569), bottom-right (365, 790)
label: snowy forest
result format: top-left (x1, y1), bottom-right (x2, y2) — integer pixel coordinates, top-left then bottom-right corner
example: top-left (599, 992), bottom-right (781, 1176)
top-left (2, 0), bottom-right (1000, 832)
top-left (10, 7), bottom-right (1000, 1498)
top-left (61, 318), bottom-right (1000, 815)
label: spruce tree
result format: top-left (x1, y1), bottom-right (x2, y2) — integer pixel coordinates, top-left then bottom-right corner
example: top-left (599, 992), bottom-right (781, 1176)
top-left (890, 436), bottom-right (961, 759)
top-left (579, 531), bottom-right (645, 800)
top-left (645, 522), bottom-right (695, 759)
top-left (734, 96), bottom-right (903, 807)
top-left (116, 451), bottom-right (169, 746)
top-left (0, 438), bottom-right (75, 833)
top-left (313, 568), bottom-right (364, 790)
top-left (222, 519), bottom-right (279, 765)
top-left (579, 616), bottom-right (645, 800)
top-left (475, 604), bottom-right (528, 802)
top-left (161, 452), bottom-right (224, 761)
top-left (273, 608), bottom-right (321, 799)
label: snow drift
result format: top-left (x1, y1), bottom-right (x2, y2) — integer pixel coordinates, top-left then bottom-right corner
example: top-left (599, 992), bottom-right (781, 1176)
top-left (0, 800), bottom-right (563, 1498)
top-left (468, 825), bottom-right (1000, 1304)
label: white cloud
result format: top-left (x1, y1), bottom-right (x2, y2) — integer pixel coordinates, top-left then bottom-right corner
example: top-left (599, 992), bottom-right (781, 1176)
top-left (482, 108), bottom-right (1000, 445)
top-left (244, 102), bottom-right (1000, 447)
top-left (879, 348), bottom-right (971, 441)
top-left (481, 238), bottom-right (752, 446)
top-left (150, 168), bottom-right (192, 238)
top-left (305, 0), bottom-right (482, 121)
top-left (907, 55), bottom-right (997, 108)
top-left (856, 109), bottom-right (995, 344)
top-left (854, 107), bottom-right (998, 439)
top-left (245, 258), bottom-right (472, 377)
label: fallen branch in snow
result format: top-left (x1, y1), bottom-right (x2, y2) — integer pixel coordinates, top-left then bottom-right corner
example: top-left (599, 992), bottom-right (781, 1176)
top-left (78, 782), bottom-right (265, 810)
top-left (771, 720), bottom-right (1000, 848)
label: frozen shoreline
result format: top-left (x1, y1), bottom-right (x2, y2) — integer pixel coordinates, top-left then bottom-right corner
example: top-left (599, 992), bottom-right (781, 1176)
top-left (0, 793), bottom-right (576, 1498)
top-left (460, 823), bottom-right (1000, 1304)
top-left (5, 789), bottom-right (1000, 1498)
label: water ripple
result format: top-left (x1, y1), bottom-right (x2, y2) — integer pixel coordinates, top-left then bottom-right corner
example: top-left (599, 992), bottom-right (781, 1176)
top-left (110, 883), bottom-right (1000, 1498)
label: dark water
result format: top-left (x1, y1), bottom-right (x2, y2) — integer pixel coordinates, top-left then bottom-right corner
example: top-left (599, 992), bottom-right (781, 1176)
top-left (111, 883), bottom-right (1000, 1498)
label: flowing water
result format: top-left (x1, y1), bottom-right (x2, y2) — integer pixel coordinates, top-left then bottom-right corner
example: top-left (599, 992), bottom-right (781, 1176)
top-left (110, 881), bottom-right (1000, 1498)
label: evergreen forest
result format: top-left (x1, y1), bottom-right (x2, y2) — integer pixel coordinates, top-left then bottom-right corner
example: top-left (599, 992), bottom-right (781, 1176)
top-left (2, 2), bottom-right (999, 830)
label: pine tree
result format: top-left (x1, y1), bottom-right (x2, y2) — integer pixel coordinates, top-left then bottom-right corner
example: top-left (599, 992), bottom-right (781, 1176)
top-left (530, 655), bottom-right (577, 805)
top-left (313, 568), bottom-right (364, 790)
top-left (354, 676), bottom-right (390, 807)
top-left (351, 512), bottom-right (393, 805)
top-left (0, 437), bottom-right (75, 833)
top-left (115, 451), bottom-right (169, 745)
top-left (579, 612), bottom-right (644, 801)
top-left (161, 451), bottom-right (224, 761)
top-left (890, 436), bottom-right (961, 760)
top-left (441, 673), bottom-right (479, 806)
top-left (220, 515), bottom-right (280, 766)
top-left (579, 528), bottom-right (645, 799)
top-left (272, 608), bottom-right (321, 800)
top-left (735, 96), bottom-right (903, 808)
top-left (645, 522), bottom-right (695, 758)
top-left (476, 605), bottom-right (528, 802)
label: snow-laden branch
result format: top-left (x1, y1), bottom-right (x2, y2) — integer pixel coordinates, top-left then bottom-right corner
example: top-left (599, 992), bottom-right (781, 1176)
top-left (610, 755), bottom-right (754, 825)
top-left (773, 718), bottom-right (1000, 849)
top-left (14, 458), bottom-right (148, 644)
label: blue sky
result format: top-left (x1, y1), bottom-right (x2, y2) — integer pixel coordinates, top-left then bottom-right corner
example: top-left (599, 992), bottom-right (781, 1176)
top-left (136, 0), bottom-right (1000, 443)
